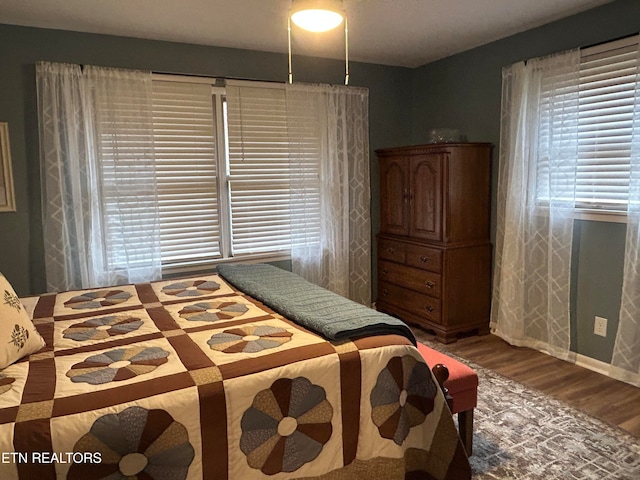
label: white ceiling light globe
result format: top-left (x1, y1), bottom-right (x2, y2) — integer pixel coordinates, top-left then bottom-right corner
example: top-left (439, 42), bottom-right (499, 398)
top-left (291, 9), bottom-right (344, 32)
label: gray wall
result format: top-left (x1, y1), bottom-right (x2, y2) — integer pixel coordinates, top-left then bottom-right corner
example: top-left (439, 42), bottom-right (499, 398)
top-left (410, 0), bottom-right (640, 362)
top-left (0, 23), bottom-right (413, 296)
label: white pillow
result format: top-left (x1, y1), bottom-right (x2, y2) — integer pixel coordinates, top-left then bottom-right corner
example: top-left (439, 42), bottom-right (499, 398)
top-left (0, 273), bottom-right (46, 369)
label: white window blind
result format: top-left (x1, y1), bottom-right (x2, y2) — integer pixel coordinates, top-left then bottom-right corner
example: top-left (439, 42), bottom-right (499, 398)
top-left (151, 80), bottom-right (221, 266)
top-left (534, 35), bottom-right (640, 213)
top-left (576, 36), bottom-right (639, 212)
top-left (535, 56), bottom-right (581, 207)
top-left (97, 76), bottom-right (322, 271)
top-left (225, 83), bottom-right (294, 255)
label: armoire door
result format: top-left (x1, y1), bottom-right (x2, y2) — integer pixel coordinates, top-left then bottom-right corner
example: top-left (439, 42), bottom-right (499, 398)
top-left (380, 156), bottom-right (410, 236)
top-left (410, 154), bottom-right (443, 241)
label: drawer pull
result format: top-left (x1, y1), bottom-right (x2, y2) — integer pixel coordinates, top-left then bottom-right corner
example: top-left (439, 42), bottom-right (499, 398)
top-left (382, 289), bottom-right (389, 296)
top-left (382, 268), bottom-right (389, 274)
top-left (387, 247), bottom-right (396, 254)
top-left (420, 255), bottom-right (429, 263)
top-left (425, 306), bottom-right (434, 313)
top-left (425, 281), bottom-right (435, 289)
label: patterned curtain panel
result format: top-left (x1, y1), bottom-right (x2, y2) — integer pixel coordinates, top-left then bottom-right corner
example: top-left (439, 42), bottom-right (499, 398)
top-left (612, 45), bottom-right (640, 387)
top-left (37, 62), bottom-right (92, 292)
top-left (491, 50), bottom-right (581, 361)
top-left (36, 62), bottom-right (161, 292)
top-left (285, 84), bottom-right (371, 305)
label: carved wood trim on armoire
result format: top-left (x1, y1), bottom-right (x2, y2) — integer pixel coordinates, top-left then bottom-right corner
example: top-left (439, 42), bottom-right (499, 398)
top-left (376, 143), bottom-right (492, 343)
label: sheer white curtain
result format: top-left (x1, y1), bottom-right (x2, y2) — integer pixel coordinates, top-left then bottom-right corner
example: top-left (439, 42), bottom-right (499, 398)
top-left (612, 46), bottom-right (640, 387)
top-left (286, 83), bottom-right (371, 305)
top-left (491, 50), bottom-right (581, 361)
top-left (37, 62), bottom-right (93, 291)
top-left (37, 62), bottom-right (161, 291)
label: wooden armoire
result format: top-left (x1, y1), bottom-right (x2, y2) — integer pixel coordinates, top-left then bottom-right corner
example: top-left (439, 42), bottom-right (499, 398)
top-left (375, 143), bottom-right (492, 343)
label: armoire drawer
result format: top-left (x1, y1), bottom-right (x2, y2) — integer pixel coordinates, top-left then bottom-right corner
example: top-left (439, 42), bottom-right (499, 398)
top-left (405, 244), bottom-right (442, 273)
top-left (378, 260), bottom-right (441, 298)
top-left (378, 281), bottom-right (441, 324)
top-left (378, 238), bottom-right (406, 264)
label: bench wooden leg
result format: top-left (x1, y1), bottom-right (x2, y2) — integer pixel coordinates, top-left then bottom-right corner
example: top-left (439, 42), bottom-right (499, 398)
top-left (458, 409), bottom-right (474, 456)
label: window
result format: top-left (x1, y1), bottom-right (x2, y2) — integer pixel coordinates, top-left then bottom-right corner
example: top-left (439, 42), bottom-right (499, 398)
top-left (38, 63), bottom-right (370, 293)
top-left (150, 76), bottom-right (306, 272)
top-left (226, 82), bottom-right (295, 255)
top-left (152, 80), bottom-right (221, 268)
top-left (576, 36), bottom-right (639, 212)
top-left (536, 35), bottom-right (640, 214)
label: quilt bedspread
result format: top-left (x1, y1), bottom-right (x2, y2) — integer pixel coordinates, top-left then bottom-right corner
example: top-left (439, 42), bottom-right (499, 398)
top-left (0, 274), bottom-right (470, 479)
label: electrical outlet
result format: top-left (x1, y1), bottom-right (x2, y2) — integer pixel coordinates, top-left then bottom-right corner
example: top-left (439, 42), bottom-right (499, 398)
top-left (594, 316), bottom-right (607, 337)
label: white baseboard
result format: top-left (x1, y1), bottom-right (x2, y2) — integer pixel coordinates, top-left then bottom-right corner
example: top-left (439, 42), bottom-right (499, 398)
top-left (575, 354), bottom-right (611, 377)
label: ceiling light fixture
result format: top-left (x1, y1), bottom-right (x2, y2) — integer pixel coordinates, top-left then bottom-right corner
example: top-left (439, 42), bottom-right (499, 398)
top-left (288, 0), bottom-right (349, 85)
top-left (290, 0), bottom-right (344, 32)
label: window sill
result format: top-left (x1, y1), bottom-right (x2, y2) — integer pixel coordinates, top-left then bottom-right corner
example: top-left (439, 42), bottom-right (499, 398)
top-left (162, 252), bottom-right (292, 278)
top-left (573, 210), bottom-right (627, 224)
top-left (533, 205), bottom-right (628, 224)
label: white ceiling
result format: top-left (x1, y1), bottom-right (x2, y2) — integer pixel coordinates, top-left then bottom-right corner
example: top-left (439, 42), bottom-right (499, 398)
top-left (0, 0), bottom-right (614, 67)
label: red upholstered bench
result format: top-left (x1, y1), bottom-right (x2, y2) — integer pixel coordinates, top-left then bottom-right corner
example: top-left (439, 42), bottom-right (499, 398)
top-left (416, 343), bottom-right (478, 455)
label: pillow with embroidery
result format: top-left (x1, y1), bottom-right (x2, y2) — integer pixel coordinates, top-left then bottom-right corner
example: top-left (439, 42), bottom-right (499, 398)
top-left (0, 273), bottom-right (46, 369)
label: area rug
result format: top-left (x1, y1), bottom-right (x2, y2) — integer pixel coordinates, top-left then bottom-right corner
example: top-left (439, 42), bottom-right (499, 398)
top-left (418, 339), bottom-right (640, 479)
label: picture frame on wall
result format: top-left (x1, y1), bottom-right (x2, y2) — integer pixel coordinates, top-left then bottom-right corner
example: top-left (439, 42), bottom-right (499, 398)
top-left (0, 122), bottom-right (16, 212)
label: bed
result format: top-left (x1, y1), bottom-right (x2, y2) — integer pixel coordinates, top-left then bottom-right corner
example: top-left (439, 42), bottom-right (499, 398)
top-left (0, 264), bottom-right (470, 479)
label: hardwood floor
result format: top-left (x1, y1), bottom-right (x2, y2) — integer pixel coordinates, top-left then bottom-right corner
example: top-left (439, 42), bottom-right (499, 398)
top-left (415, 330), bottom-right (640, 437)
